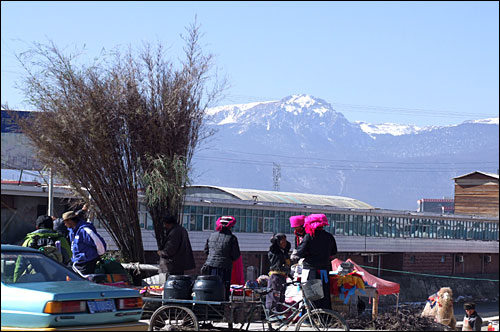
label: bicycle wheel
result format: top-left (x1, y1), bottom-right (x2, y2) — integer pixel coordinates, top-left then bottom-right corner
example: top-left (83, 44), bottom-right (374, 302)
top-left (295, 309), bottom-right (349, 331)
top-left (149, 305), bottom-right (199, 331)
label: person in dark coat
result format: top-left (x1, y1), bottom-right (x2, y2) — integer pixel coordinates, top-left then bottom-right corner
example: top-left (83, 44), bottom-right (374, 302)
top-left (157, 215), bottom-right (196, 285)
top-left (296, 214), bottom-right (337, 310)
top-left (203, 216), bottom-right (241, 300)
top-left (266, 233), bottom-right (291, 313)
top-left (74, 203), bottom-right (90, 222)
top-left (53, 217), bottom-right (70, 243)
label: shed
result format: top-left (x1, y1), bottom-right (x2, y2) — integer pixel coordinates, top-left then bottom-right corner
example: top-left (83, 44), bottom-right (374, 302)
top-left (453, 171), bottom-right (499, 217)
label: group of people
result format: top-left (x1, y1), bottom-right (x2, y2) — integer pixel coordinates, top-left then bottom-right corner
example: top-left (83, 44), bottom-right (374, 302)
top-left (157, 215), bottom-right (241, 300)
top-left (157, 212), bottom-right (337, 312)
top-left (21, 204), bottom-right (107, 276)
top-left (22, 208), bottom-right (488, 330)
top-left (266, 214), bottom-right (337, 313)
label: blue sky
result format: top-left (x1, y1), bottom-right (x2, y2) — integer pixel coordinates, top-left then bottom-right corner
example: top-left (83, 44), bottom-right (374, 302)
top-left (1, 1), bottom-right (499, 126)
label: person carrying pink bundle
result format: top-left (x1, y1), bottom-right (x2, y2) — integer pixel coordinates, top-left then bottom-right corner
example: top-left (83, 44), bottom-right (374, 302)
top-left (296, 214), bottom-right (337, 310)
top-left (202, 216), bottom-right (241, 300)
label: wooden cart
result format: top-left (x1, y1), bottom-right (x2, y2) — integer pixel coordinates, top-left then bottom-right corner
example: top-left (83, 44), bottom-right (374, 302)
top-left (143, 290), bottom-right (263, 331)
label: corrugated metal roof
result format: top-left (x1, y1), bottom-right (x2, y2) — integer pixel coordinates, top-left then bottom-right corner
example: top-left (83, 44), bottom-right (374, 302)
top-left (186, 185), bottom-right (373, 209)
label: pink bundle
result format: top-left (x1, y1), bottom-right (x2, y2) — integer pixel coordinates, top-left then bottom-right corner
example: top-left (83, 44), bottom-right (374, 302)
top-left (304, 214), bottom-right (329, 237)
top-left (216, 216), bottom-right (237, 231)
top-left (289, 215), bottom-right (306, 228)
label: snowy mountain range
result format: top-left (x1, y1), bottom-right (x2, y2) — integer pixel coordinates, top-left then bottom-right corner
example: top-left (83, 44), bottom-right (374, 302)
top-left (193, 94), bottom-right (499, 211)
top-left (356, 117), bottom-right (499, 138)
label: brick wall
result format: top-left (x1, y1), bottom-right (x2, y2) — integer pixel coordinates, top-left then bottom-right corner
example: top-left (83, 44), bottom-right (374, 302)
top-left (403, 252), bottom-right (453, 275)
top-left (483, 254), bottom-right (498, 274)
top-left (143, 250), bottom-right (498, 278)
top-left (382, 252), bottom-right (404, 276)
top-left (452, 253), bottom-right (498, 274)
top-left (457, 253), bottom-right (482, 274)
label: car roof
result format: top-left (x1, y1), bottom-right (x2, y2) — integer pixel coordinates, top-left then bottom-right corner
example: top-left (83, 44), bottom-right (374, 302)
top-left (1, 244), bottom-right (40, 253)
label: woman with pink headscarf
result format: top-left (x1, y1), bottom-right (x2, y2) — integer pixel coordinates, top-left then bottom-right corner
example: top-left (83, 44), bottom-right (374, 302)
top-left (289, 215), bottom-right (306, 249)
top-left (296, 214), bottom-right (337, 310)
top-left (289, 215), bottom-right (306, 263)
top-left (203, 216), bottom-right (241, 300)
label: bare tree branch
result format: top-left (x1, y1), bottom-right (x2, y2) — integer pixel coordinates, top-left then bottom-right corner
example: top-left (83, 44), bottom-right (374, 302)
top-left (12, 22), bottom-right (227, 263)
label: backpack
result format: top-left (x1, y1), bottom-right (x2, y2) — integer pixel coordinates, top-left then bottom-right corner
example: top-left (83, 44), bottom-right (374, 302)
top-left (23, 233), bottom-right (64, 263)
top-left (39, 245), bottom-right (64, 263)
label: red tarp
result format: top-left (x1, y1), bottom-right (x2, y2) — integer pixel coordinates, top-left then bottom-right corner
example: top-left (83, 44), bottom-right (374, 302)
top-left (331, 258), bottom-right (400, 296)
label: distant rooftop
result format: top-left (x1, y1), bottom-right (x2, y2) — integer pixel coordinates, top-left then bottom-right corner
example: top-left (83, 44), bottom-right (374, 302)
top-left (417, 198), bottom-right (454, 203)
top-left (452, 171), bottom-right (499, 180)
top-left (186, 185), bottom-right (373, 209)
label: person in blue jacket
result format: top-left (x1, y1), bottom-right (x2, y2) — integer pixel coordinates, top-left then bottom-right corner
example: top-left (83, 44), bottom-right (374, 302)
top-left (62, 210), bottom-right (106, 275)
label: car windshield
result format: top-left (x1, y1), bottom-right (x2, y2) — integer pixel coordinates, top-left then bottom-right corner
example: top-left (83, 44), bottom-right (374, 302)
top-left (1, 251), bottom-right (84, 284)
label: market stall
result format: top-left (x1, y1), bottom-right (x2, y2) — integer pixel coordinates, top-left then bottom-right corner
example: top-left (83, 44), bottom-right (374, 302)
top-left (331, 258), bottom-right (400, 318)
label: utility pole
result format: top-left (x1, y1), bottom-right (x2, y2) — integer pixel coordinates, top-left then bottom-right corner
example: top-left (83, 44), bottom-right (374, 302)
top-left (273, 163), bottom-right (281, 192)
top-left (47, 167), bottom-right (54, 216)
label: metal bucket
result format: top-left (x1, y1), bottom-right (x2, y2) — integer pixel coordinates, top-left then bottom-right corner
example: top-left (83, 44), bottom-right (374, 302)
top-left (163, 275), bottom-right (193, 300)
top-left (192, 275), bottom-right (224, 301)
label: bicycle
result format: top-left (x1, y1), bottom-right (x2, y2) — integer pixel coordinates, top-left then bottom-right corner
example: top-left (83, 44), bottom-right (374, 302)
top-left (243, 279), bottom-right (349, 331)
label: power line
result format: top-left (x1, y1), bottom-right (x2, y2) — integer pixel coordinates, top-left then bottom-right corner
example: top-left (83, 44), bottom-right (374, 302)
top-left (201, 147), bottom-right (497, 166)
top-left (217, 94), bottom-right (498, 119)
top-left (3, 150), bottom-right (496, 176)
top-left (193, 155), bottom-right (498, 174)
top-left (357, 264), bottom-right (499, 282)
top-left (330, 101), bottom-right (496, 118)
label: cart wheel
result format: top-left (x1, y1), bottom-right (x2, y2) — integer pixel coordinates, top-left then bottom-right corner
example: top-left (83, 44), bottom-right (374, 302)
top-left (295, 309), bottom-right (349, 331)
top-left (149, 305), bottom-right (199, 331)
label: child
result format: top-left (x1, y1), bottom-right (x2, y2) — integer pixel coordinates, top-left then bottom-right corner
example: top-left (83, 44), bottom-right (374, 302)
top-left (266, 233), bottom-right (291, 313)
top-left (462, 302), bottom-right (482, 331)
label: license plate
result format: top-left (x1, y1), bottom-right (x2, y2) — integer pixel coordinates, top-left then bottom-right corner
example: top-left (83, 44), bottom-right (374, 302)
top-left (87, 299), bottom-right (116, 313)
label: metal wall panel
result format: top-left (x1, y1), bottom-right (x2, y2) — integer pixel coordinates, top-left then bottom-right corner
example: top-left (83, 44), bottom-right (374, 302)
top-left (99, 229), bottom-right (499, 254)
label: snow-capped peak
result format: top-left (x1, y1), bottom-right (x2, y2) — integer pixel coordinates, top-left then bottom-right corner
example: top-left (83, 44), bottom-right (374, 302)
top-left (280, 94), bottom-right (331, 116)
top-left (356, 117), bottom-right (500, 138)
top-left (285, 94), bottom-right (318, 108)
top-left (206, 100), bottom-right (277, 126)
top-left (206, 100), bottom-right (276, 116)
top-left (464, 117), bottom-right (499, 125)
top-left (356, 122), bottom-right (427, 137)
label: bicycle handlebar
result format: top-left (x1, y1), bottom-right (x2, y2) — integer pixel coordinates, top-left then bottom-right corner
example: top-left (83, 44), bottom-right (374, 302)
top-left (284, 280), bottom-right (303, 287)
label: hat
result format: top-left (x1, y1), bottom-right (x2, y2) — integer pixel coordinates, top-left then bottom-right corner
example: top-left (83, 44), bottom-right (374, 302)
top-left (270, 233), bottom-right (287, 244)
top-left (62, 211), bottom-right (78, 221)
top-left (463, 302), bottom-right (476, 310)
top-left (36, 215), bottom-right (53, 229)
top-left (216, 216), bottom-right (236, 231)
top-left (304, 214), bottom-right (329, 237)
top-left (289, 215), bottom-right (305, 228)
top-left (336, 261), bottom-right (355, 276)
top-left (305, 214), bottom-right (328, 224)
